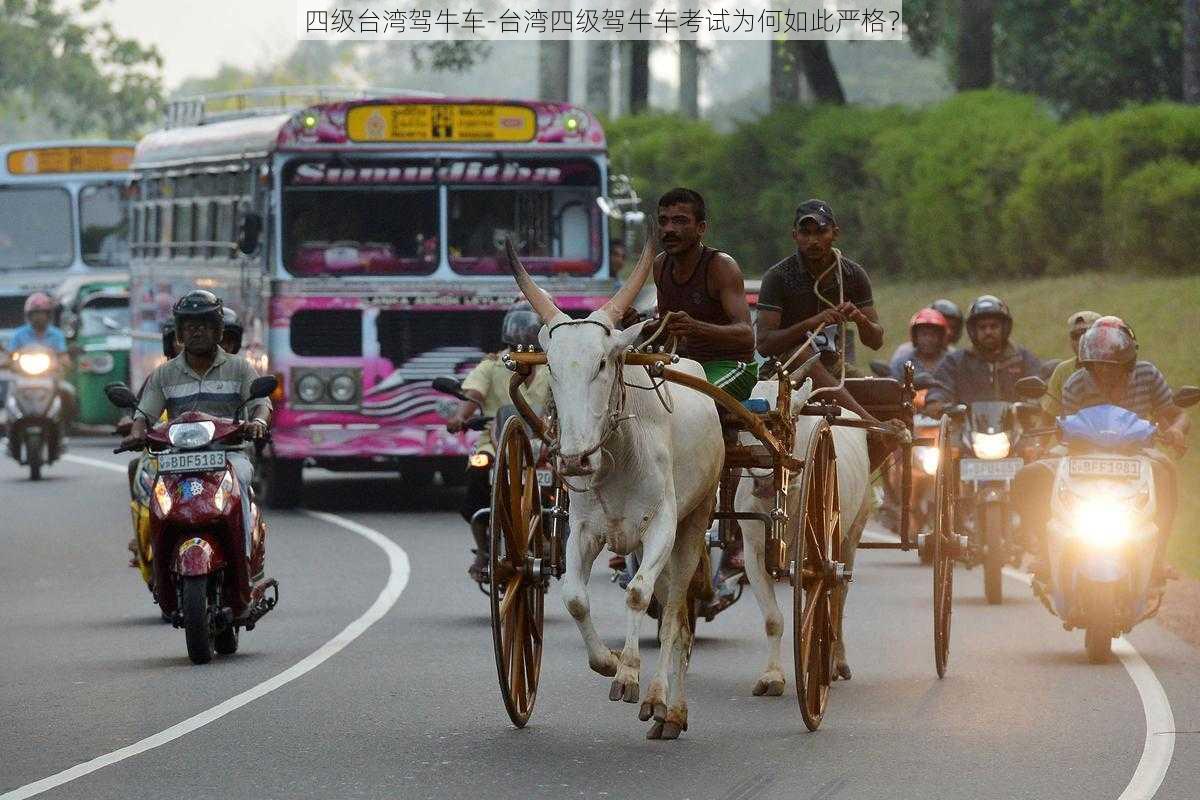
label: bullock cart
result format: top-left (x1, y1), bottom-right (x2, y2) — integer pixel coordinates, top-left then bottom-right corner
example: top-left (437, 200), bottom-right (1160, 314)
top-left (485, 347), bottom-right (955, 731)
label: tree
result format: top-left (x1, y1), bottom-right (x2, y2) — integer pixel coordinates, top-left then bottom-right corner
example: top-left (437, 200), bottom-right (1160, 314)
top-left (0, 0), bottom-right (163, 138)
top-left (768, 39), bottom-right (800, 109)
top-left (1185, 0), bottom-right (1200, 102)
top-left (538, 41), bottom-right (571, 102)
top-left (585, 40), bottom-right (613, 114)
top-left (679, 40), bottom-right (700, 117)
top-left (956, 0), bottom-right (994, 90)
top-left (907, 0), bottom-right (1185, 113)
top-left (620, 40), bottom-right (651, 113)
top-left (797, 41), bottom-right (846, 103)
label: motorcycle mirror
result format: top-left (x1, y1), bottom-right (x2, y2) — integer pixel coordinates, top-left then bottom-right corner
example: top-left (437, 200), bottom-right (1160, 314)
top-left (237, 211), bottom-right (263, 256)
top-left (249, 375), bottom-right (279, 400)
top-left (104, 382), bottom-right (139, 409)
top-left (1016, 376), bottom-right (1048, 400)
top-left (869, 360), bottom-right (891, 378)
top-left (1175, 385), bottom-right (1200, 408)
top-left (946, 403), bottom-right (968, 419)
top-left (432, 376), bottom-right (470, 402)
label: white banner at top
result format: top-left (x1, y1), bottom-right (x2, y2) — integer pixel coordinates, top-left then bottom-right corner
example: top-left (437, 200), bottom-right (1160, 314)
top-left (296, 0), bottom-right (905, 41)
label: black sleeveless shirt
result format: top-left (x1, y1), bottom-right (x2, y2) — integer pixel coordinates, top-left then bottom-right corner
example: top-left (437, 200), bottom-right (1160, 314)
top-left (655, 245), bottom-right (753, 363)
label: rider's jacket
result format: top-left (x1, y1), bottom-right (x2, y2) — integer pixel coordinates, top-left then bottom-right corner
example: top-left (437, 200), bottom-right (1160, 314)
top-left (8, 323), bottom-right (67, 353)
top-left (461, 350), bottom-right (550, 457)
top-left (137, 347), bottom-right (270, 424)
top-left (927, 343), bottom-right (1041, 406)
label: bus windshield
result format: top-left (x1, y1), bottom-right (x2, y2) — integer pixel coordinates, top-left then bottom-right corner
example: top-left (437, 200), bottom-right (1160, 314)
top-left (283, 163), bottom-right (439, 276)
top-left (0, 187), bottom-right (73, 270)
top-left (447, 159), bottom-right (601, 277)
top-left (79, 182), bottom-right (130, 267)
top-left (78, 299), bottom-right (131, 337)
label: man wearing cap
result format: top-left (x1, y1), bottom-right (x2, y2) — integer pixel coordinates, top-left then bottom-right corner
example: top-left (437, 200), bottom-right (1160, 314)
top-left (756, 199), bottom-right (884, 418)
top-left (1041, 310), bottom-right (1101, 417)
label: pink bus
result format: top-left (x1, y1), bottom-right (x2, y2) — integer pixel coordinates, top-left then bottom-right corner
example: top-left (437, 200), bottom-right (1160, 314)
top-left (128, 88), bottom-right (624, 506)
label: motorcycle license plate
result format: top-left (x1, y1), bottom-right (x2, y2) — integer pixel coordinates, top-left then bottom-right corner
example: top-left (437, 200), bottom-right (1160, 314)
top-left (959, 457), bottom-right (1022, 482)
top-left (536, 468), bottom-right (554, 488)
top-left (1069, 457), bottom-right (1141, 479)
top-left (157, 450), bottom-right (227, 473)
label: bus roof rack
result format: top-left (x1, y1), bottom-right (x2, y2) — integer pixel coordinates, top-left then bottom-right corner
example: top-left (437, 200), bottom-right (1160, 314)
top-left (164, 86), bottom-right (445, 129)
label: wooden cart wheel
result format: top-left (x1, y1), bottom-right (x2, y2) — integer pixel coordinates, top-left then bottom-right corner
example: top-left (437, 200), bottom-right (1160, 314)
top-left (489, 418), bottom-right (547, 727)
top-left (932, 416), bottom-right (955, 679)
top-left (792, 420), bottom-right (840, 731)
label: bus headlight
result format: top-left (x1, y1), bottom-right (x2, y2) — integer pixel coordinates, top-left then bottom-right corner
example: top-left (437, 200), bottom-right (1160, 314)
top-left (1072, 497), bottom-right (1133, 549)
top-left (971, 432), bottom-right (1011, 460)
top-left (296, 373), bottom-right (326, 403)
top-left (329, 373), bottom-right (358, 403)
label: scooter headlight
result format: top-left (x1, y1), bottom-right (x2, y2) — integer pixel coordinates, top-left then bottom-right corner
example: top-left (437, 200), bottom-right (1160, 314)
top-left (16, 352), bottom-right (52, 376)
top-left (469, 452), bottom-right (493, 469)
top-left (916, 446), bottom-right (940, 476)
top-left (168, 421), bottom-right (216, 449)
top-left (1071, 497), bottom-right (1133, 549)
top-left (153, 477), bottom-right (173, 515)
top-left (214, 469), bottom-right (234, 512)
top-left (971, 432), bottom-right (1011, 460)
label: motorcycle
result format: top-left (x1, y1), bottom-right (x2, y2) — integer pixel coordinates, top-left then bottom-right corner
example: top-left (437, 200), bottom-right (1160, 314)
top-left (433, 376), bottom-right (557, 593)
top-left (1020, 379), bottom-right (1199, 663)
top-left (106, 377), bottom-right (280, 664)
top-left (3, 346), bottom-right (66, 480)
top-left (944, 397), bottom-right (1042, 604)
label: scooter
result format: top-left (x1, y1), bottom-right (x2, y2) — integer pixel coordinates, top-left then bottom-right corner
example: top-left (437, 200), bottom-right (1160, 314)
top-left (3, 346), bottom-right (66, 480)
top-left (1022, 381), bottom-right (1199, 663)
top-left (106, 377), bottom-right (280, 664)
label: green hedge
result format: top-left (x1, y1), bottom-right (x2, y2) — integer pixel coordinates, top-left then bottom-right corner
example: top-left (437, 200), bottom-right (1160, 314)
top-left (605, 91), bottom-right (1200, 278)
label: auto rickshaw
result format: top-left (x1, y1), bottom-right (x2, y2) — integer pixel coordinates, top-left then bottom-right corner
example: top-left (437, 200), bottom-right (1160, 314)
top-left (57, 274), bottom-right (131, 426)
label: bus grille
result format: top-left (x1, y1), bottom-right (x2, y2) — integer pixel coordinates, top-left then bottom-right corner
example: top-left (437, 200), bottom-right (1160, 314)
top-left (376, 309), bottom-right (507, 368)
top-left (290, 309), bottom-right (363, 357)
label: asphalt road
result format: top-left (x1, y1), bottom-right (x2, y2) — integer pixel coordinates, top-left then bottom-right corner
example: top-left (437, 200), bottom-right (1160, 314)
top-left (2, 440), bottom-right (1198, 800)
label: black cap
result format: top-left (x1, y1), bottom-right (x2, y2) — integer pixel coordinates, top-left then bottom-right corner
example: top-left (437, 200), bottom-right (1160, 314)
top-left (794, 199), bottom-right (837, 228)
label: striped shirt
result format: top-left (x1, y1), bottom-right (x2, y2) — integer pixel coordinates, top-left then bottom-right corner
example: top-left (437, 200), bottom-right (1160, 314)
top-left (138, 348), bottom-right (270, 423)
top-left (1061, 361), bottom-right (1173, 420)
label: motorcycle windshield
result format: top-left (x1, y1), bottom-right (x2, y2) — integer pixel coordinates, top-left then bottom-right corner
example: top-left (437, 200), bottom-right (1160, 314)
top-left (969, 401), bottom-right (1012, 434)
top-left (1059, 404), bottom-right (1156, 449)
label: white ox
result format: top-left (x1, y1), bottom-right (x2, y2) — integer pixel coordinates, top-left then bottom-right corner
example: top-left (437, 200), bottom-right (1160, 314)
top-left (735, 378), bottom-right (873, 696)
top-left (507, 241), bottom-right (723, 740)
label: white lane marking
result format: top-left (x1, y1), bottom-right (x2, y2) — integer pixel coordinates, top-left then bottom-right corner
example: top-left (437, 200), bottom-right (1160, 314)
top-left (863, 526), bottom-right (1175, 799)
top-left (2, 466), bottom-right (410, 800)
top-left (63, 453), bottom-right (129, 474)
top-left (1003, 566), bottom-right (1176, 800)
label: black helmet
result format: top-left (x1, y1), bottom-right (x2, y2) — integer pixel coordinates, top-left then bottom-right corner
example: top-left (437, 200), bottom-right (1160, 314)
top-left (966, 294), bottom-right (1012, 346)
top-left (931, 298), bottom-right (963, 343)
top-left (173, 289), bottom-right (224, 332)
top-left (221, 307), bottom-right (244, 354)
top-left (501, 301), bottom-right (541, 347)
top-left (160, 321), bottom-right (178, 359)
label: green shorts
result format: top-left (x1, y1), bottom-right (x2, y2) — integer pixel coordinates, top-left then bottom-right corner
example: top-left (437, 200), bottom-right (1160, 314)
top-left (702, 360), bottom-right (759, 401)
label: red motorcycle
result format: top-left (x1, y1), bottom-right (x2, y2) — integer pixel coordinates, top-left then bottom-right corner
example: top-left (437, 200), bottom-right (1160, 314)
top-left (106, 377), bottom-right (279, 664)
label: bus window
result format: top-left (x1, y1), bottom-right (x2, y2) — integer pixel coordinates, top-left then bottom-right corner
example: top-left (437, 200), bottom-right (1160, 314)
top-left (79, 182), bottom-right (130, 267)
top-left (283, 185), bottom-right (438, 276)
top-left (174, 202), bottom-right (193, 259)
top-left (445, 159), bottom-right (601, 276)
top-left (0, 187), bottom-right (73, 270)
top-left (204, 201), bottom-right (219, 258)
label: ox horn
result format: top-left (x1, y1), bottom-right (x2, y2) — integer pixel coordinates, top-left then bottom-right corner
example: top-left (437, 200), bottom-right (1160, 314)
top-left (504, 238), bottom-right (562, 323)
top-left (599, 230), bottom-right (656, 326)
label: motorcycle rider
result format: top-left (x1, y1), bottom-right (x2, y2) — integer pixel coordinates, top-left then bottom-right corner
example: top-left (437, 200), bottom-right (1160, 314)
top-left (445, 302), bottom-right (550, 581)
top-left (1041, 310), bottom-right (1101, 417)
top-left (890, 307), bottom-right (951, 380)
top-left (889, 298), bottom-right (962, 372)
top-left (221, 307), bottom-right (244, 355)
top-left (120, 291), bottom-right (271, 547)
top-left (925, 295), bottom-right (1042, 415)
top-left (1018, 322), bottom-right (1188, 585)
top-left (5, 292), bottom-right (77, 424)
